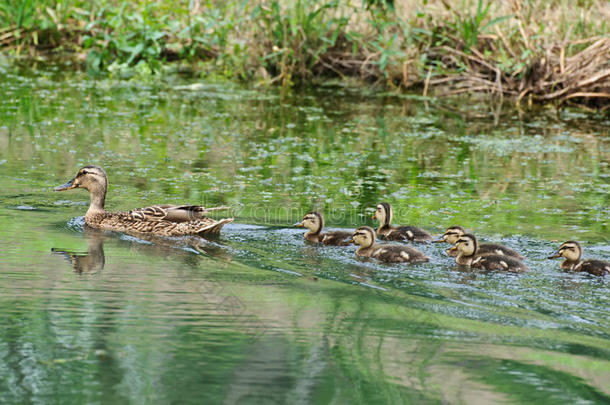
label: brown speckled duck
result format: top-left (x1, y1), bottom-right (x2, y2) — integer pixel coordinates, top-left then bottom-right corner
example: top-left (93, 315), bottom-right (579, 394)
top-left (454, 233), bottom-right (528, 273)
top-left (350, 226), bottom-right (429, 263)
top-left (295, 212), bottom-right (352, 245)
top-left (372, 202), bottom-right (432, 242)
top-left (436, 225), bottom-right (525, 259)
top-left (54, 165), bottom-right (233, 236)
top-left (548, 241), bottom-right (610, 276)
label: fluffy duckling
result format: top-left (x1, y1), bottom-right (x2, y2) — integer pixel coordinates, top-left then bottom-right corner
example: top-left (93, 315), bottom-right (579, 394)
top-left (436, 225), bottom-right (525, 259)
top-left (454, 233), bottom-right (528, 273)
top-left (372, 202), bottom-right (432, 242)
top-left (548, 241), bottom-right (609, 276)
top-left (350, 226), bottom-right (429, 263)
top-left (295, 212), bottom-right (352, 246)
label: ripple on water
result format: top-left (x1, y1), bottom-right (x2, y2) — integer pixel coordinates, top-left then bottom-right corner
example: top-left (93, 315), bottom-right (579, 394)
top-left (0, 72), bottom-right (609, 403)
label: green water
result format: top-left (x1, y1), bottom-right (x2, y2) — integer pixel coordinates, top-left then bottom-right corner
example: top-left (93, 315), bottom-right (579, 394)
top-left (0, 66), bottom-right (609, 404)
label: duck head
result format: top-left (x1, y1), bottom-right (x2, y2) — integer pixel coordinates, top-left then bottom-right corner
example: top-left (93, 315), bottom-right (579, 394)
top-left (372, 202), bottom-right (392, 227)
top-left (350, 226), bottom-right (376, 249)
top-left (455, 233), bottom-right (478, 257)
top-left (55, 165), bottom-right (108, 193)
top-left (548, 241), bottom-right (582, 262)
top-left (434, 225), bottom-right (466, 244)
top-left (294, 212), bottom-right (324, 234)
top-left (55, 165), bottom-right (108, 211)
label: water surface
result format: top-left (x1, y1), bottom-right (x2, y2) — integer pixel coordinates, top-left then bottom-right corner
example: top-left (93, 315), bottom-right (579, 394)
top-left (0, 67), bottom-right (609, 404)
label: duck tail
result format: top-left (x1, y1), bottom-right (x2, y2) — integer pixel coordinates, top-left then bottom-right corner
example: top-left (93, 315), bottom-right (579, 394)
top-left (197, 218), bottom-right (234, 235)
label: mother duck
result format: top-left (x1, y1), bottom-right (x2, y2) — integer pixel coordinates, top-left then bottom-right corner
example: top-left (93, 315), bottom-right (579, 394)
top-left (55, 165), bottom-right (233, 236)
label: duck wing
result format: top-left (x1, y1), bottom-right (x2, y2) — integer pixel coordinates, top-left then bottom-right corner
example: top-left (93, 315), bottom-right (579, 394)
top-left (100, 214), bottom-right (234, 236)
top-left (128, 205), bottom-right (231, 223)
top-left (388, 226), bottom-right (432, 242)
top-left (321, 230), bottom-right (353, 246)
top-left (472, 255), bottom-right (528, 273)
top-left (373, 245), bottom-right (429, 263)
top-left (478, 243), bottom-right (525, 260)
top-left (574, 260), bottom-right (610, 276)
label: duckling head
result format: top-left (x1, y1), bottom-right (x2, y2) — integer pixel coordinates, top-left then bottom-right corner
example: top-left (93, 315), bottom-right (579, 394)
top-left (372, 202), bottom-right (392, 227)
top-left (548, 241), bottom-right (582, 262)
top-left (434, 225), bottom-right (466, 244)
top-left (455, 233), bottom-right (478, 257)
top-left (294, 212), bottom-right (324, 234)
top-left (351, 226), bottom-right (376, 248)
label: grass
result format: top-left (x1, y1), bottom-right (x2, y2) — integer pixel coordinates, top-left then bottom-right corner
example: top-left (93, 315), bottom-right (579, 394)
top-left (0, 0), bottom-right (608, 109)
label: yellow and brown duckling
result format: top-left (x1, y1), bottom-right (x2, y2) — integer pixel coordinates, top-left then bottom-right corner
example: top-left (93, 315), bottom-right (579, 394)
top-left (372, 202), bottom-right (432, 242)
top-left (454, 233), bottom-right (528, 273)
top-left (55, 165), bottom-right (233, 236)
top-left (350, 226), bottom-right (429, 263)
top-left (548, 241), bottom-right (610, 277)
top-left (295, 212), bottom-right (352, 246)
top-left (436, 225), bottom-right (525, 260)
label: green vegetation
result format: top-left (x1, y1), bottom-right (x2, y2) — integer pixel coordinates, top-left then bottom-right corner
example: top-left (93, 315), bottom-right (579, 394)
top-left (1, 0), bottom-right (609, 108)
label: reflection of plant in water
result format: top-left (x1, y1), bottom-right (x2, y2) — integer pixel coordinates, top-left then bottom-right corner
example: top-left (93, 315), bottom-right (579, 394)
top-left (196, 279), bottom-right (268, 344)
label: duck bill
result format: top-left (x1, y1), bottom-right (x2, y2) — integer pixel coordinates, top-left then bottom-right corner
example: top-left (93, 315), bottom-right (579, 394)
top-left (547, 253), bottom-right (561, 259)
top-left (54, 178), bottom-right (77, 191)
top-left (432, 238), bottom-right (445, 243)
top-left (346, 238), bottom-right (355, 245)
top-left (370, 214), bottom-right (376, 220)
top-left (294, 221), bottom-right (304, 227)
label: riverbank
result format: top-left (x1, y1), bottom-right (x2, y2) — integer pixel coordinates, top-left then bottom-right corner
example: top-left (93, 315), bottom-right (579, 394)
top-left (1, 0), bottom-right (609, 110)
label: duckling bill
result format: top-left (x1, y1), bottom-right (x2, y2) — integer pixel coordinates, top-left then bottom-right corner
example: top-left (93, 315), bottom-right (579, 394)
top-left (55, 165), bottom-right (233, 236)
top-left (435, 225), bottom-right (524, 259)
top-left (295, 212), bottom-right (352, 246)
top-left (548, 241), bottom-right (609, 276)
top-left (350, 226), bottom-right (429, 263)
top-left (372, 202), bottom-right (432, 242)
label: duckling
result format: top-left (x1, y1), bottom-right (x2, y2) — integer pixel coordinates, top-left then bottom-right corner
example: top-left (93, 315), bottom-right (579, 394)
top-left (372, 202), bottom-right (432, 242)
top-left (548, 241), bottom-right (609, 276)
top-left (454, 233), bottom-right (528, 273)
top-left (295, 212), bottom-right (352, 246)
top-left (350, 226), bottom-right (429, 263)
top-left (435, 225), bottom-right (525, 259)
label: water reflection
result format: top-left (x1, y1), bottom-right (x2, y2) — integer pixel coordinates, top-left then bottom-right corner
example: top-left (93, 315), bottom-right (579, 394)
top-left (1, 70), bottom-right (609, 403)
top-left (51, 222), bottom-right (233, 274)
top-left (52, 227), bottom-right (106, 274)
